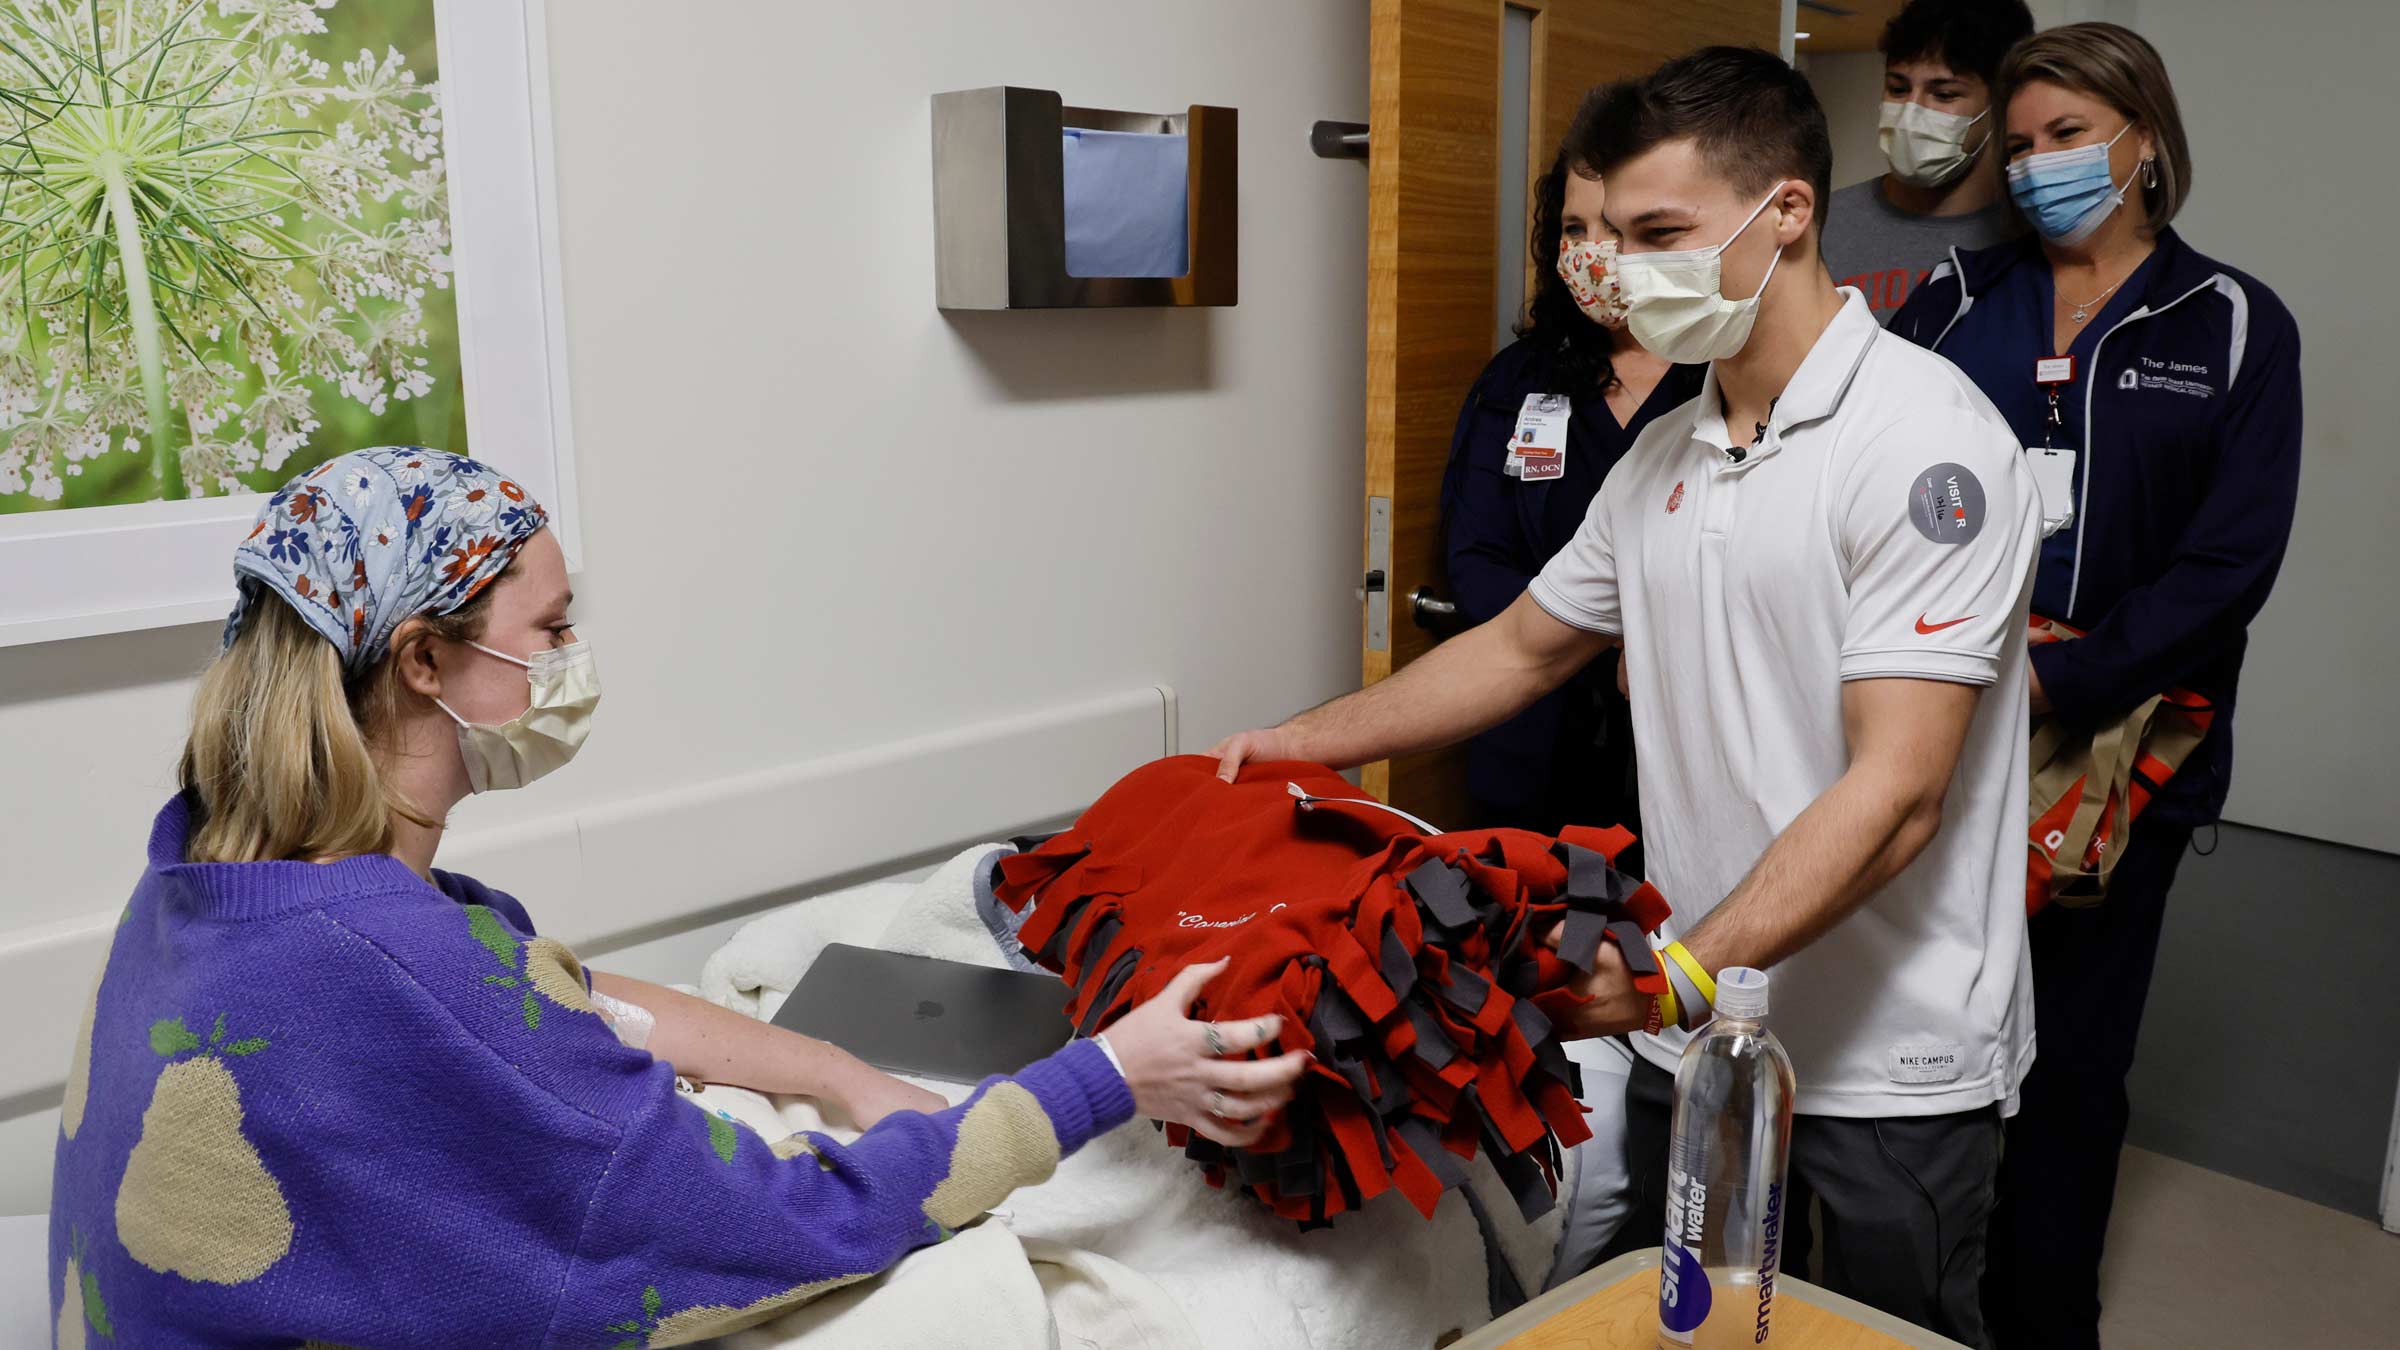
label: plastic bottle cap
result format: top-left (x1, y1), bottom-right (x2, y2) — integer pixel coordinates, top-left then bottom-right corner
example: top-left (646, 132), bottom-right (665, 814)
top-left (1715, 966), bottom-right (1769, 1020)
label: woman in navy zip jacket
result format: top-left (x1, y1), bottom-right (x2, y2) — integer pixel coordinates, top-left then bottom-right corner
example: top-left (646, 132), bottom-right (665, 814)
top-left (1439, 90), bottom-right (1702, 839)
top-left (1891, 26), bottom-right (2301, 1348)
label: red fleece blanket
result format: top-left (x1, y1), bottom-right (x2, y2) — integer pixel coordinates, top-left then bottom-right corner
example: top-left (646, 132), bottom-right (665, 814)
top-left (993, 756), bottom-right (1672, 1226)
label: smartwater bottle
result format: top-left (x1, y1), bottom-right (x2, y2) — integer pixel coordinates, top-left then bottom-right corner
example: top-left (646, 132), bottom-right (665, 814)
top-left (1657, 967), bottom-right (1796, 1348)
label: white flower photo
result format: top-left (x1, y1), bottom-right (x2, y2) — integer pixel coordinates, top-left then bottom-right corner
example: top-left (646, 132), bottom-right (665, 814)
top-left (0, 0), bottom-right (464, 514)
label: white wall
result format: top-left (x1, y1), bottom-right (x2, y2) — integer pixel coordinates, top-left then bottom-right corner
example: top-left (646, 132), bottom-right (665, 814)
top-left (0, 0), bottom-right (1369, 1215)
top-left (1802, 50), bottom-right (1890, 194)
top-left (2134, 2), bottom-right (2397, 852)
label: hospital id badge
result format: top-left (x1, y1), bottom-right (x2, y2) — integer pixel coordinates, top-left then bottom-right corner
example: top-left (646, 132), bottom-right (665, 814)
top-left (2028, 445), bottom-right (2076, 538)
top-left (1510, 393), bottom-right (1569, 478)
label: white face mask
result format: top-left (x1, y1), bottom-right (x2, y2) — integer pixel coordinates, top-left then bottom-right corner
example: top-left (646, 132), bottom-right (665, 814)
top-left (1879, 99), bottom-right (1989, 188)
top-left (1614, 185), bottom-right (1789, 364)
top-left (435, 639), bottom-right (600, 793)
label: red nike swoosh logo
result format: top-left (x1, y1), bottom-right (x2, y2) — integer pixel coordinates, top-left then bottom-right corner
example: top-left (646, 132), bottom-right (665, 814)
top-left (1915, 613), bottom-right (1977, 635)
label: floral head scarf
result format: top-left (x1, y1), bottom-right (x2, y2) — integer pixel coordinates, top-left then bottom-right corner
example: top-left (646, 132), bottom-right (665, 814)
top-left (224, 447), bottom-right (550, 675)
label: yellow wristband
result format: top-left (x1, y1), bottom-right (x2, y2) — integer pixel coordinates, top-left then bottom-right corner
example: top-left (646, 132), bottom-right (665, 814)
top-left (1654, 980), bottom-right (1681, 1033)
top-left (1662, 941), bottom-right (1718, 1010)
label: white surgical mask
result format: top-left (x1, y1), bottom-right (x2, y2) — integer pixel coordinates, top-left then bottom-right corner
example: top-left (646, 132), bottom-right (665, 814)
top-left (1879, 99), bottom-right (1989, 188)
top-left (1557, 235), bottom-right (1629, 326)
top-left (436, 639), bottom-right (600, 793)
top-left (1614, 185), bottom-right (1789, 364)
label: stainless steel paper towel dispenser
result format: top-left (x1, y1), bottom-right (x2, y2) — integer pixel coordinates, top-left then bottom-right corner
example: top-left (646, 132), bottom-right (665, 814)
top-left (931, 87), bottom-right (1236, 310)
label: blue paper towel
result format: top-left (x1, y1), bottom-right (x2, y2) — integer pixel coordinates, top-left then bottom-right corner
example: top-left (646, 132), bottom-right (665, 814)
top-left (1061, 128), bottom-right (1189, 279)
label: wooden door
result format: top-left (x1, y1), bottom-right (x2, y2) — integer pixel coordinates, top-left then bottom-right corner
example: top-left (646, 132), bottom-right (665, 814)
top-left (1360, 0), bottom-right (1782, 822)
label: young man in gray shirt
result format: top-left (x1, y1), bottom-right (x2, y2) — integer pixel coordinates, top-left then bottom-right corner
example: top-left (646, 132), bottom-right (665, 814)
top-left (1820, 0), bottom-right (2033, 323)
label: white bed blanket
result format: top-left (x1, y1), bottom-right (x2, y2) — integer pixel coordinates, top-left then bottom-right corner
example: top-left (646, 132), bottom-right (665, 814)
top-left (687, 844), bottom-right (1573, 1350)
top-left (673, 1170), bottom-right (1198, 1350)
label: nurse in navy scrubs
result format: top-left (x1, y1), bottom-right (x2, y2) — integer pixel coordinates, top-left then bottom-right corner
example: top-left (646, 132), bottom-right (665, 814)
top-left (1439, 89), bottom-right (1703, 838)
top-left (1890, 25), bottom-right (2302, 1350)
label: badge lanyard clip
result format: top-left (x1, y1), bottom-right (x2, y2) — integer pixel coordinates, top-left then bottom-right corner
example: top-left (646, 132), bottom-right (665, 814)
top-left (2034, 355), bottom-right (2076, 451)
top-left (2029, 355), bottom-right (2079, 537)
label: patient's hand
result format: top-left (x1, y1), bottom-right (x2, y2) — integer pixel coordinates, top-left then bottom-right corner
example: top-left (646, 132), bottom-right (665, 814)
top-left (836, 1069), bottom-right (949, 1129)
top-left (1101, 958), bottom-right (1312, 1148)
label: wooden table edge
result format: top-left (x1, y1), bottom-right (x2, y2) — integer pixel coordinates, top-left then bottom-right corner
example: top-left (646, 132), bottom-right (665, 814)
top-left (1450, 1247), bottom-right (1971, 1348)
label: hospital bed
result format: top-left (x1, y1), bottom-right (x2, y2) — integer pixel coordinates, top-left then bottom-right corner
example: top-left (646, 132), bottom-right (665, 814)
top-left (670, 840), bottom-right (1574, 1349)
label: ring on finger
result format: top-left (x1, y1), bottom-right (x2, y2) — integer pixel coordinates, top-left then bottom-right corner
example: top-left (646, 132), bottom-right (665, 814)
top-left (1204, 1022), bottom-right (1226, 1057)
top-left (1208, 1089), bottom-right (1228, 1117)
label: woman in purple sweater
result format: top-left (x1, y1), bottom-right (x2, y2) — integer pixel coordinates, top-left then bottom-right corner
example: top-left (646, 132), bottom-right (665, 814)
top-left (48, 448), bottom-right (1305, 1348)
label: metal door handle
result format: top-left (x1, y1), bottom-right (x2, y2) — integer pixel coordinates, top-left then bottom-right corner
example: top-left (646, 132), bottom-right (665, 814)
top-left (1312, 121), bottom-right (1369, 160)
top-left (1412, 586), bottom-right (1462, 635)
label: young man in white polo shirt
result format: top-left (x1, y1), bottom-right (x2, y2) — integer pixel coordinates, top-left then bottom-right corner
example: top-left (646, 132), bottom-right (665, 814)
top-left (1213, 49), bottom-right (2039, 1341)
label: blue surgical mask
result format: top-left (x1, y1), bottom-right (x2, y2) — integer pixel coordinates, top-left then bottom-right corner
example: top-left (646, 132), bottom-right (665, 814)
top-left (2007, 123), bottom-right (2140, 245)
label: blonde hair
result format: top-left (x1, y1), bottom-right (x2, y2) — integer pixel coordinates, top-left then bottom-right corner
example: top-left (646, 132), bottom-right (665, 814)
top-left (1998, 22), bottom-right (2193, 234)
top-left (179, 592), bottom-right (491, 864)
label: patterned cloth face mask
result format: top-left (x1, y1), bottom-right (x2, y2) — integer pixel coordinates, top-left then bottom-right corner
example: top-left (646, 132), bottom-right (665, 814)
top-left (1558, 235), bottom-right (1630, 327)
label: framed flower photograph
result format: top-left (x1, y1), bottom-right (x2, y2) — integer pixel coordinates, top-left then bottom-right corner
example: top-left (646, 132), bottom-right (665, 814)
top-left (0, 0), bottom-right (576, 645)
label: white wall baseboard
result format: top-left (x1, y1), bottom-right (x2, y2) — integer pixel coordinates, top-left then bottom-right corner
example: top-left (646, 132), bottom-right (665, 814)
top-left (0, 686), bottom-right (1172, 1111)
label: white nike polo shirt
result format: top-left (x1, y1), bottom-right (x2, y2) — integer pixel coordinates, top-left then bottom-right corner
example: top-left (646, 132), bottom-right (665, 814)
top-left (1529, 288), bottom-right (2042, 1118)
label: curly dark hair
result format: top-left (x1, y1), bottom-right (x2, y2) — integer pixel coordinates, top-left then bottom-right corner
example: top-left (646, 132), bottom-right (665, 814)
top-left (1515, 83), bottom-right (1628, 396)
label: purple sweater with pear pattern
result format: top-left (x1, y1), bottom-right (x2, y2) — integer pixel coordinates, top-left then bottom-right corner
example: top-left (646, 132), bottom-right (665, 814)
top-left (47, 794), bottom-right (1132, 1347)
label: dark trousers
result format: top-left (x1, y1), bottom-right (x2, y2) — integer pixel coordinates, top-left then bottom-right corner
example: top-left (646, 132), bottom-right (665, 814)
top-left (1984, 823), bottom-right (2193, 1349)
top-left (1599, 1058), bottom-right (2003, 1347)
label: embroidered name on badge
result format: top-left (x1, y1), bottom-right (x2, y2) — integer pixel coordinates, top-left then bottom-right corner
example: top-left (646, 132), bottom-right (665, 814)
top-left (1908, 463), bottom-right (1986, 545)
top-left (1888, 1042), bottom-right (1967, 1084)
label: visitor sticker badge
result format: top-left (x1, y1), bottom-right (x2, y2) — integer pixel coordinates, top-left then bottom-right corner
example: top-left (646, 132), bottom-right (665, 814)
top-left (1907, 462), bottom-right (1986, 546)
top-left (1510, 393), bottom-right (1569, 480)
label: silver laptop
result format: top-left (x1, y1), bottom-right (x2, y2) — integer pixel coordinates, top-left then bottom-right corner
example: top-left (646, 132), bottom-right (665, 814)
top-left (771, 944), bottom-right (1075, 1084)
